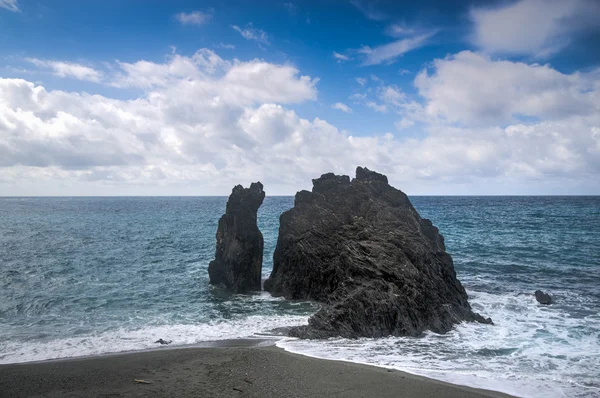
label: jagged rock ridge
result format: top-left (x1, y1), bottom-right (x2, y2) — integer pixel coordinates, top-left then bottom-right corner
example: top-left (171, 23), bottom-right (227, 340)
top-left (208, 182), bottom-right (265, 293)
top-left (264, 167), bottom-right (491, 338)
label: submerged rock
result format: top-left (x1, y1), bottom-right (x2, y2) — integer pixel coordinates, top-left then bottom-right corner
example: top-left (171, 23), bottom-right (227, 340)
top-left (208, 182), bottom-right (265, 293)
top-left (155, 339), bottom-right (172, 345)
top-left (535, 290), bottom-right (553, 305)
top-left (264, 167), bottom-right (492, 339)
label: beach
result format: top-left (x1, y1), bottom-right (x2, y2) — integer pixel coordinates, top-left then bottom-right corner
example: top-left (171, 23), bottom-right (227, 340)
top-left (0, 340), bottom-right (514, 398)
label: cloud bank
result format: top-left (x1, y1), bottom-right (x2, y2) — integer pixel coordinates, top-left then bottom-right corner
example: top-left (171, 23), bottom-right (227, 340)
top-left (1, 49), bottom-right (599, 195)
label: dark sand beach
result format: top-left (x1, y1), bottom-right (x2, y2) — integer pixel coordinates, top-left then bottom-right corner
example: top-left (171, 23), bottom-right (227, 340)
top-left (0, 340), bottom-right (514, 398)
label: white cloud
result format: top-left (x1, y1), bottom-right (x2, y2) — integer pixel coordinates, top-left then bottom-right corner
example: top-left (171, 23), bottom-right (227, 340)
top-left (284, 2), bottom-right (299, 15)
top-left (332, 102), bottom-right (352, 113)
top-left (0, 50), bottom-right (326, 194)
top-left (1, 49), bottom-right (599, 195)
top-left (111, 49), bottom-right (230, 89)
top-left (111, 50), bottom-right (318, 106)
top-left (349, 83), bottom-right (394, 115)
top-left (381, 51), bottom-right (600, 189)
top-left (414, 51), bottom-right (599, 125)
top-left (470, 0), bottom-right (600, 57)
top-left (0, 77), bottom-right (351, 194)
top-left (356, 77), bottom-right (367, 86)
top-left (349, 93), bottom-right (367, 102)
top-left (386, 24), bottom-right (416, 37)
top-left (380, 85), bottom-right (405, 104)
top-left (333, 52), bottom-right (350, 62)
top-left (232, 24), bottom-right (270, 45)
top-left (359, 32), bottom-right (435, 65)
top-left (349, 80), bottom-right (408, 115)
top-left (375, 84), bottom-right (424, 127)
top-left (25, 58), bottom-right (103, 82)
top-left (216, 43), bottom-right (235, 50)
top-left (220, 61), bottom-right (319, 104)
top-left (407, 120), bottom-right (600, 185)
top-left (175, 10), bottom-right (213, 25)
top-left (350, 0), bottom-right (387, 21)
top-left (366, 101), bottom-right (387, 113)
top-left (395, 118), bottom-right (414, 130)
top-left (0, 0), bottom-right (19, 12)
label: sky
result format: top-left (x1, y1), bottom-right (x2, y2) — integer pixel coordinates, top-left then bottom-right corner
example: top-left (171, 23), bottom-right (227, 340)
top-left (0, 0), bottom-right (599, 196)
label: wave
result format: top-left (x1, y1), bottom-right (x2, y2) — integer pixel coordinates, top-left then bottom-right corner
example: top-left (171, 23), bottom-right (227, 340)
top-left (278, 290), bottom-right (600, 398)
top-left (0, 314), bottom-right (309, 364)
top-left (1, 290), bottom-right (598, 398)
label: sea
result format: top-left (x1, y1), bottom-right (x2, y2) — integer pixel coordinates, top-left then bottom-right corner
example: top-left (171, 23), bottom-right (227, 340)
top-left (0, 196), bottom-right (599, 397)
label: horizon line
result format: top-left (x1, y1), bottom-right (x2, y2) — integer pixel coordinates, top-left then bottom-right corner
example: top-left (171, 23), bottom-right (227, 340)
top-left (1, 195), bottom-right (599, 198)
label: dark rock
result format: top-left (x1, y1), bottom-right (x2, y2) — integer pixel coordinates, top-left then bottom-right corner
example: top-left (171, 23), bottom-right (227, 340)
top-left (264, 166), bottom-right (492, 339)
top-left (155, 339), bottom-right (172, 345)
top-left (263, 326), bottom-right (295, 336)
top-left (208, 182), bottom-right (265, 293)
top-left (355, 166), bottom-right (388, 184)
top-left (535, 290), bottom-right (553, 305)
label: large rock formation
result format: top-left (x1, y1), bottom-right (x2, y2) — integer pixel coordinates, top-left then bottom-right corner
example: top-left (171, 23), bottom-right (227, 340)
top-left (264, 167), bottom-right (491, 338)
top-left (208, 182), bottom-right (265, 293)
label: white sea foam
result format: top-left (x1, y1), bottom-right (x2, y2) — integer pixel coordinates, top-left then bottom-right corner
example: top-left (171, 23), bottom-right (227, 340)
top-left (2, 290), bottom-right (598, 398)
top-left (0, 314), bottom-right (309, 364)
top-left (277, 290), bottom-right (600, 398)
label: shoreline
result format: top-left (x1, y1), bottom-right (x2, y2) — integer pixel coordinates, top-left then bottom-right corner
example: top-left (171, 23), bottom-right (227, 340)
top-left (0, 340), bottom-right (515, 398)
top-left (1, 338), bottom-right (279, 366)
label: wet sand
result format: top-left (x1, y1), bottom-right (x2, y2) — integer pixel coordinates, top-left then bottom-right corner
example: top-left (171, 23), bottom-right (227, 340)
top-left (0, 340), bottom-right (514, 397)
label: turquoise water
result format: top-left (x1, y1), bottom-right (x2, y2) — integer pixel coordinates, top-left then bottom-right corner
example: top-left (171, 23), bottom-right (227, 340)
top-left (1, 196), bottom-right (599, 397)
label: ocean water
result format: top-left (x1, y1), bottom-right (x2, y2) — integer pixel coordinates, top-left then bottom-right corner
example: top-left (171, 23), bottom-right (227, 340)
top-left (0, 196), bottom-right (599, 397)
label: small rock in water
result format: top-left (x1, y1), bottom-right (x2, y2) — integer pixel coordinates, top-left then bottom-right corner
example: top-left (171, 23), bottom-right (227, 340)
top-left (534, 290), bottom-right (553, 305)
top-left (155, 339), bottom-right (172, 345)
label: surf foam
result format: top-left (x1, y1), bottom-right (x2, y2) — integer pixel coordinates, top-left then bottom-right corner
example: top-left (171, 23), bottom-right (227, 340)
top-left (278, 290), bottom-right (600, 398)
top-left (0, 314), bottom-right (309, 364)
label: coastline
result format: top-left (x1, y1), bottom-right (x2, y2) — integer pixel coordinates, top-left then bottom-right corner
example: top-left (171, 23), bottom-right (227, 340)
top-left (0, 339), bottom-right (515, 398)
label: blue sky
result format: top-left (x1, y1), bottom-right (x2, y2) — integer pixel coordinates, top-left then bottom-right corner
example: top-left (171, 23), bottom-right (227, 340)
top-left (1, 0), bottom-right (599, 195)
